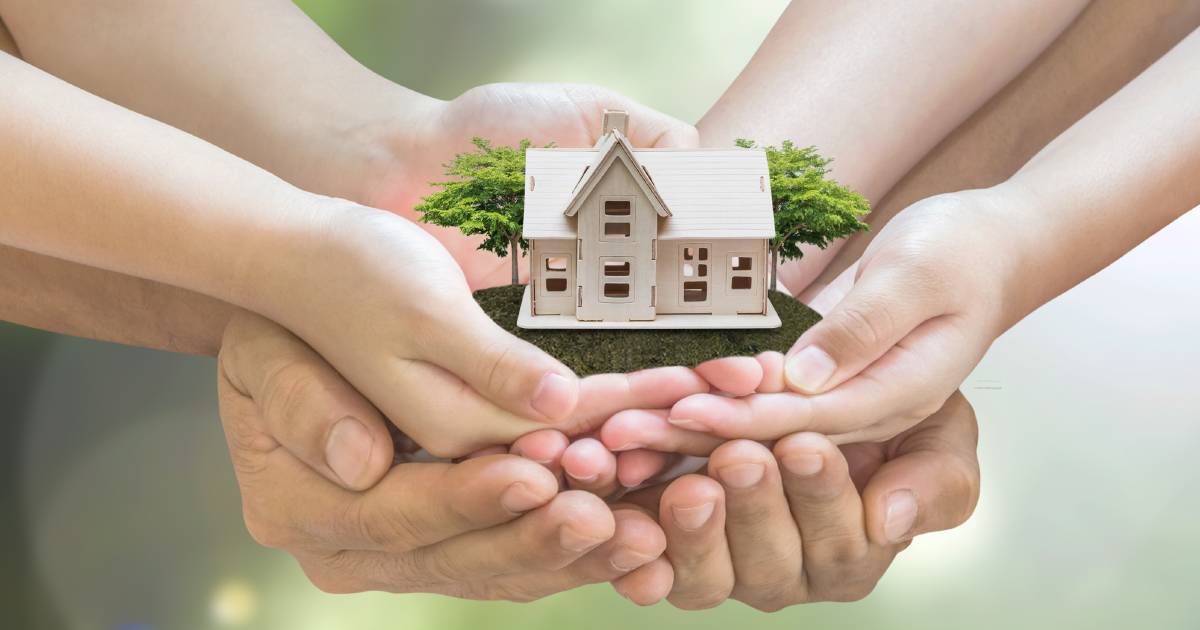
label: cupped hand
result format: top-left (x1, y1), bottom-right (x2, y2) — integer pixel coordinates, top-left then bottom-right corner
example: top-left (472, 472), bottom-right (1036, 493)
top-left (635, 190), bottom-right (1014, 446)
top-left (616, 392), bottom-right (980, 610)
top-left (216, 311), bottom-right (673, 602)
top-left (362, 82), bottom-right (700, 289)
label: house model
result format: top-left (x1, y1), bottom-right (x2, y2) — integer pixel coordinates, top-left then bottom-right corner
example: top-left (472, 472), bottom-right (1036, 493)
top-left (517, 110), bottom-right (780, 330)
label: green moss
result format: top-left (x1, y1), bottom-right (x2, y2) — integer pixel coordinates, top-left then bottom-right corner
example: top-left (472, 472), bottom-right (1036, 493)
top-left (474, 285), bottom-right (821, 375)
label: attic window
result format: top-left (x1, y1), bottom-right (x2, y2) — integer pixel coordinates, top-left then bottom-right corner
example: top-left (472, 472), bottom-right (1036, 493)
top-left (604, 222), bottom-right (631, 237)
top-left (603, 260), bottom-right (631, 276)
top-left (604, 200), bottom-right (631, 216)
top-left (602, 199), bottom-right (632, 240)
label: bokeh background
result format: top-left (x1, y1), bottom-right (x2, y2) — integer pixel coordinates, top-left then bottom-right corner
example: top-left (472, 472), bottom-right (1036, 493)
top-left (3, 1), bottom-right (1200, 628)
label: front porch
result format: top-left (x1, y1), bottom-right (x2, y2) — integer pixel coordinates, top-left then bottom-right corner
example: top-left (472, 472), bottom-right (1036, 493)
top-left (517, 286), bottom-right (781, 330)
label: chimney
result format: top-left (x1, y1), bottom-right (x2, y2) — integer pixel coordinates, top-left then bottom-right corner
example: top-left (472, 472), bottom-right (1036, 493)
top-left (601, 109), bottom-right (628, 136)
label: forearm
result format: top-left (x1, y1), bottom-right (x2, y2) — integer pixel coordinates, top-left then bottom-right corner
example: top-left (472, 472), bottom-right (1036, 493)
top-left (1, 53), bottom-right (324, 317)
top-left (700, 0), bottom-right (1087, 202)
top-left (700, 0), bottom-right (1087, 290)
top-left (0, 245), bottom-right (232, 355)
top-left (0, 0), bottom-right (436, 203)
top-left (997, 29), bottom-right (1200, 328)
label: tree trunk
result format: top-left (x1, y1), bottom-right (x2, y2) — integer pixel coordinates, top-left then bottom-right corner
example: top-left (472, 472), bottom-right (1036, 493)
top-left (769, 246), bottom-right (779, 292)
top-left (510, 237), bottom-right (520, 286)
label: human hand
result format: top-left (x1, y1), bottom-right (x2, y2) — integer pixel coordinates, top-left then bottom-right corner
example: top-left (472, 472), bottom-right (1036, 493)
top-left (616, 393), bottom-right (980, 610)
top-left (637, 190), bottom-right (1014, 446)
top-left (216, 311), bottom-right (674, 602)
top-left (354, 82), bottom-right (700, 288)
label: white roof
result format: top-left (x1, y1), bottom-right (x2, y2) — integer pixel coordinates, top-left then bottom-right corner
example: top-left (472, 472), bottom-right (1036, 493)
top-left (523, 139), bottom-right (775, 240)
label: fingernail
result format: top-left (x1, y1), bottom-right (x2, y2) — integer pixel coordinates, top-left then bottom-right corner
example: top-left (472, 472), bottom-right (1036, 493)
top-left (500, 482), bottom-right (548, 513)
top-left (568, 471), bottom-right (600, 483)
top-left (884, 490), bottom-right (919, 543)
top-left (610, 547), bottom-right (655, 572)
top-left (326, 417), bottom-right (374, 486)
top-left (671, 501), bottom-right (715, 531)
top-left (667, 417), bottom-right (710, 433)
top-left (532, 372), bottom-right (574, 421)
top-left (559, 525), bottom-right (606, 552)
top-left (781, 452), bottom-right (824, 477)
top-left (717, 463), bottom-right (765, 489)
top-left (785, 346), bottom-right (837, 394)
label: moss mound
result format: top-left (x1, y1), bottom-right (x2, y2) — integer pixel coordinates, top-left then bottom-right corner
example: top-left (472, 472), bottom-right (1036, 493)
top-left (474, 284), bottom-right (821, 375)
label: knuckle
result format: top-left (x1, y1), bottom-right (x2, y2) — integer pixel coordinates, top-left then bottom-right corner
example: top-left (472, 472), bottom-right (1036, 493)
top-left (669, 586), bottom-right (733, 611)
top-left (353, 500), bottom-right (426, 552)
top-left (242, 506), bottom-right (290, 550)
top-left (405, 543), bottom-right (464, 584)
top-left (260, 362), bottom-right (326, 430)
top-left (828, 303), bottom-right (893, 356)
top-left (303, 563), bottom-right (359, 595)
top-left (736, 582), bottom-right (797, 613)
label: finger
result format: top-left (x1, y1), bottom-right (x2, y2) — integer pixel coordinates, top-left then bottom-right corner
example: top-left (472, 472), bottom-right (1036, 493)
top-left (277, 454), bottom-right (560, 553)
top-left (567, 366), bottom-right (711, 435)
top-left (667, 317), bottom-right (971, 441)
top-left (659, 475), bottom-right (734, 610)
top-left (612, 557), bottom-right (675, 606)
top-left (708, 441), bottom-right (802, 610)
top-left (694, 357), bottom-right (763, 396)
top-left (342, 491), bottom-right (617, 589)
top-left (510, 429), bottom-right (569, 479)
top-left (600, 409), bottom-right (724, 456)
top-left (754, 351), bottom-right (788, 393)
top-left (861, 392), bottom-right (980, 546)
top-left (218, 311), bottom-right (393, 491)
top-left (561, 438), bottom-right (619, 497)
top-left (415, 303), bottom-right (581, 424)
top-left (773, 433), bottom-right (878, 594)
top-left (783, 264), bottom-right (944, 395)
top-left (616, 449), bottom-right (672, 488)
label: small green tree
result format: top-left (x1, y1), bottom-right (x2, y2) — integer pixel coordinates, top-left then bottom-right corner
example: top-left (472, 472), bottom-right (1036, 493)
top-left (737, 139), bottom-right (871, 291)
top-left (415, 137), bottom-right (535, 285)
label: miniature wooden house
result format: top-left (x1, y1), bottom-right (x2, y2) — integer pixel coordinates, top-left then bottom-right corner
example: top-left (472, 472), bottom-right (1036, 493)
top-left (518, 110), bottom-right (780, 330)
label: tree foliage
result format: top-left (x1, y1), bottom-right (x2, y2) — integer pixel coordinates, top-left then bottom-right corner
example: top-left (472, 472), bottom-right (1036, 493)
top-left (737, 139), bottom-right (870, 288)
top-left (415, 137), bottom-right (539, 284)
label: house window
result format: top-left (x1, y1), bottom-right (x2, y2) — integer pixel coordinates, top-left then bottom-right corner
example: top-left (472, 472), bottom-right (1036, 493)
top-left (540, 253), bottom-right (570, 297)
top-left (546, 257), bottom-right (567, 272)
top-left (600, 256), bottom-right (634, 302)
top-left (601, 199), bottom-right (632, 241)
top-left (604, 222), bottom-right (631, 237)
top-left (683, 281), bottom-right (708, 302)
top-left (729, 253), bottom-right (755, 292)
top-left (683, 246), bottom-right (708, 261)
top-left (603, 260), bottom-right (631, 276)
top-left (604, 283), bottom-right (630, 298)
top-left (546, 278), bottom-right (568, 292)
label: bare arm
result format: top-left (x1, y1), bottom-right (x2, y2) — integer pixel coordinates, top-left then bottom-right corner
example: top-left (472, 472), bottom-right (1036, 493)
top-left (698, 0), bottom-right (1090, 292)
top-left (999, 28), bottom-right (1200, 326)
top-left (0, 0), bottom-right (434, 204)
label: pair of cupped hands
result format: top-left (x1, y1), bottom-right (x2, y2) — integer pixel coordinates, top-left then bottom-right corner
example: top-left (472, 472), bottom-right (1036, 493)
top-left (218, 84), bottom-right (989, 609)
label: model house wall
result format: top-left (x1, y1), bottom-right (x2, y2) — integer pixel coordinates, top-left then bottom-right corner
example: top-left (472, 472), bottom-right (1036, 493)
top-left (523, 110), bottom-right (776, 327)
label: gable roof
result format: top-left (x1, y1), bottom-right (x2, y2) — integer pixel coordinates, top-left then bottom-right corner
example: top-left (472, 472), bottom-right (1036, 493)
top-left (562, 130), bottom-right (671, 219)
top-left (523, 137), bottom-right (775, 240)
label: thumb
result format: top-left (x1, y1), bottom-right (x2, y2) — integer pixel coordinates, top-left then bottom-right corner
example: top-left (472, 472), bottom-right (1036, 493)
top-left (218, 311), bottom-right (394, 491)
top-left (414, 303), bottom-right (581, 425)
top-left (784, 264), bottom-right (942, 395)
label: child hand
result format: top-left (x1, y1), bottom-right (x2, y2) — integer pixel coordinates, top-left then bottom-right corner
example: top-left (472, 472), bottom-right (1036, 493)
top-left (639, 191), bottom-right (1015, 445)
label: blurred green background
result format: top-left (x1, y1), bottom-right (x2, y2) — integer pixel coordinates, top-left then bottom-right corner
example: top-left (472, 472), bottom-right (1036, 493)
top-left (4, 1), bottom-right (1200, 629)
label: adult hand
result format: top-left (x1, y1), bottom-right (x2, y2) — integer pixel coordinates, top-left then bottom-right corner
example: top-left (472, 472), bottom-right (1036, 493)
top-left (617, 392), bottom-right (980, 610)
top-left (216, 311), bottom-right (673, 602)
top-left (357, 82), bottom-right (701, 289)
